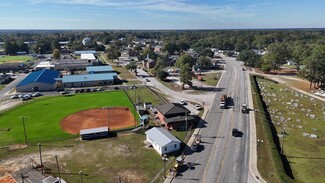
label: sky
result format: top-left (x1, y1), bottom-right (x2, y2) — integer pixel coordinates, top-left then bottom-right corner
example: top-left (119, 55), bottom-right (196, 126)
top-left (0, 0), bottom-right (324, 30)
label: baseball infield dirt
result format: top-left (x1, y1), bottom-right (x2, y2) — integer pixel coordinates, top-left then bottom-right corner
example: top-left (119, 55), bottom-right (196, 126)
top-left (60, 107), bottom-right (135, 134)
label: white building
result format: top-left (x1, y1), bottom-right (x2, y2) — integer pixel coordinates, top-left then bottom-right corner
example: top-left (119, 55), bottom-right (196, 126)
top-left (82, 38), bottom-right (91, 46)
top-left (145, 127), bottom-right (181, 155)
top-left (35, 61), bottom-right (55, 70)
top-left (81, 53), bottom-right (96, 61)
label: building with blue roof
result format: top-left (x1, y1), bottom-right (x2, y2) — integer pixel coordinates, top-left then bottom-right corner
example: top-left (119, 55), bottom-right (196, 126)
top-left (86, 66), bottom-right (114, 74)
top-left (145, 127), bottom-right (181, 155)
top-left (16, 69), bottom-right (61, 92)
top-left (58, 73), bottom-right (117, 88)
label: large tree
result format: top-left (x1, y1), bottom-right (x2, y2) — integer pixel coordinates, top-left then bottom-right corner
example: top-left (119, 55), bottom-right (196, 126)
top-left (300, 44), bottom-right (325, 88)
top-left (52, 49), bottom-right (61, 59)
top-left (262, 42), bottom-right (290, 72)
top-left (179, 63), bottom-right (193, 89)
top-left (106, 44), bottom-right (121, 61)
top-left (175, 54), bottom-right (195, 68)
top-left (237, 49), bottom-right (262, 67)
top-left (163, 42), bottom-right (178, 55)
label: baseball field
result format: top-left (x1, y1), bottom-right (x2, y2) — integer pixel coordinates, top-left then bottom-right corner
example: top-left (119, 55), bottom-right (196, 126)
top-left (0, 91), bottom-right (138, 145)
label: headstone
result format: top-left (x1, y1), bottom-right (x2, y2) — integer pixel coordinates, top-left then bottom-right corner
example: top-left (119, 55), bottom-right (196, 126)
top-left (303, 133), bottom-right (310, 137)
top-left (298, 125), bottom-right (303, 129)
top-left (312, 128), bottom-right (317, 131)
top-left (287, 102), bottom-right (292, 105)
top-left (287, 118), bottom-right (292, 121)
top-left (310, 114), bottom-right (316, 119)
top-left (300, 94), bottom-right (304, 98)
top-left (296, 119), bottom-right (301, 123)
top-left (280, 89), bottom-right (283, 92)
top-left (310, 98), bottom-right (315, 102)
top-left (274, 98), bottom-right (277, 101)
top-left (310, 134), bottom-right (317, 138)
top-left (290, 99), bottom-right (295, 103)
top-left (293, 103), bottom-right (299, 108)
top-left (276, 122), bottom-right (281, 126)
top-left (307, 109), bottom-right (312, 112)
top-left (301, 108), bottom-right (306, 111)
top-left (295, 99), bottom-right (299, 103)
top-left (280, 117), bottom-right (285, 122)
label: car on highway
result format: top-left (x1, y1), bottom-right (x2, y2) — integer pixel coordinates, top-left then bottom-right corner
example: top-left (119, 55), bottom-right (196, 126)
top-left (193, 104), bottom-right (202, 110)
top-left (232, 128), bottom-right (239, 137)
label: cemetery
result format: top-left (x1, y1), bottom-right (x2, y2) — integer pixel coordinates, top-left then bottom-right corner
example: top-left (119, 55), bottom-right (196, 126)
top-left (255, 76), bottom-right (325, 183)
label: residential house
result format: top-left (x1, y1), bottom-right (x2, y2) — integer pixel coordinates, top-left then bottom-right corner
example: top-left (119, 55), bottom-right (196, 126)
top-left (156, 103), bottom-right (196, 130)
top-left (145, 127), bottom-right (181, 155)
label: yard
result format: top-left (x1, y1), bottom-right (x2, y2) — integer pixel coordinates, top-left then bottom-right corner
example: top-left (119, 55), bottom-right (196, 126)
top-left (199, 72), bottom-right (221, 86)
top-left (0, 55), bottom-right (33, 64)
top-left (100, 54), bottom-right (139, 82)
top-left (254, 76), bottom-right (325, 183)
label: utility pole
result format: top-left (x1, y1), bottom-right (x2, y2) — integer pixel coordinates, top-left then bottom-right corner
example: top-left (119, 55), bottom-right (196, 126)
top-left (281, 121), bottom-right (286, 154)
top-left (79, 171), bottom-right (84, 183)
top-left (55, 155), bottom-right (61, 183)
top-left (20, 116), bottom-right (29, 145)
top-left (38, 143), bottom-right (44, 174)
top-left (185, 112), bottom-right (188, 139)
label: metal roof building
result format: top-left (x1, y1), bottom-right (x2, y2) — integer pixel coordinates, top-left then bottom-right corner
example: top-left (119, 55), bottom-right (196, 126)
top-left (59, 73), bottom-right (117, 88)
top-left (75, 50), bottom-right (96, 56)
top-left (145, 127), bottom-right (181, 155)
top-left (81, 53), bottom-right (96, 60)
top-left (16, 69), bottom-right (60, 92)
top-left (86, 66), bottom-right (114, 74)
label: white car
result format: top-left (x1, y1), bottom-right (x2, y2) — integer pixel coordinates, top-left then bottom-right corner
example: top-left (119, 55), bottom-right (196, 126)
top-left (193, 104), bottom-right (202, 110)
top-left (11, 94), bottom-right (19, 99)
top-left (179, 100), bottom-right (187, 105)
top-left (32, 92), bottom-right (42, 97)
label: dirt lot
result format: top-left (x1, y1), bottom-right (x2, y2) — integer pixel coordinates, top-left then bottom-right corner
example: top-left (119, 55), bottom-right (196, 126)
top-left (61, 107), bottom-right (136, 134)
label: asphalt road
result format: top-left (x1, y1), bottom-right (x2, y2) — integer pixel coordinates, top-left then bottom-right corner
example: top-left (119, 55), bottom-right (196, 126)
top-left (172, 57), bottom-right (251, 183)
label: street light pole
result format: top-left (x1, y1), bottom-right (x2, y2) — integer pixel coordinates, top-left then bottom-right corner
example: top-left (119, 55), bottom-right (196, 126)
top-left (79, 171), bottom-right (83, 183)
top-left (103, 106), bottom-right (112, 130)
top-left (20, 116), bottom-right (29, 145)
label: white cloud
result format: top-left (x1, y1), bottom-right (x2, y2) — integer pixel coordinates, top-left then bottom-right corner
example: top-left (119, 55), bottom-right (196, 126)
top-left (30, 0), bottom-right (257, 18)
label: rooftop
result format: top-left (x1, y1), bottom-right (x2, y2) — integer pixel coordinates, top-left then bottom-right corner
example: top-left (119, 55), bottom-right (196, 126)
top-left (156, 103), bottom-right (190, 116)
top-left (86, 66), bottom-right (113, 72)
top-left (81, 53), bottom-right (96, 60)
top-left (145, 127), bottom-right (181, 147)
top-left (60, 73), bottom-right (117, 83)
top-left (17, 69), bottom-right (60, 87)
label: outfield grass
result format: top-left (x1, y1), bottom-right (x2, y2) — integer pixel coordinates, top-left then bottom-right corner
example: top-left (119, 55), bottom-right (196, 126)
top-left (0, 91), bottom-right (137, 145)
top-left (0, 55), bottom-right (33, 64)
top-left (255, 76), bottom-right (325, 183)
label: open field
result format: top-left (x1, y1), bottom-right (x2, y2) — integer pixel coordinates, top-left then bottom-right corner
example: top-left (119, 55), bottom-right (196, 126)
top-left (0, 133), bottom-right (165, 183)
top-left (255, 76), bottom-right (325, 183)
top-left (0, 55), bottom-right (33, 64)
top-left (0, 91), bottom-right (136, 145)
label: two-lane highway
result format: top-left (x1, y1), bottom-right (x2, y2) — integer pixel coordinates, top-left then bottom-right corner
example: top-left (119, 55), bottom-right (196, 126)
top-left (172, 56), bottom-right (251, 183)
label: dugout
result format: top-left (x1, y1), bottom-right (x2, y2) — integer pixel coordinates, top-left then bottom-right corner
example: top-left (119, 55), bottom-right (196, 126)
top-left (80, 126), bottom-right (109, 140)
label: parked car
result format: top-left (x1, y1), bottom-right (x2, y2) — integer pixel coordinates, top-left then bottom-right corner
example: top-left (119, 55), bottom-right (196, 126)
top-left (11, 94), bottom-right (19, 99)
top-left (60, 91), bottom-right (69, 95)
top-left (97, 87), bottom-right (104, 91)
top-left (193, 104), bottom-right (202, 110)
top-left (145, 79), bottom-right (150, 82)
top-left (21, 95), bottom-right (31, 101)
top-left (179, 100), bottom-right (187, 105)
top-left (86, 88), bottom-right (91, 92)
top-left (80, 89), bottom-right (85, 93)
top-left (32, 92), bottom-right (42, 97)
top-left (90, 88), bottom-right (97, 92)
top-left (75, 89), bottom-right (80, 93)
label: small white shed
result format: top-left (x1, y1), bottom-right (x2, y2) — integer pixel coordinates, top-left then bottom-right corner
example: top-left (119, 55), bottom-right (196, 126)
top-left (145, 127), bottom-right (181, 155)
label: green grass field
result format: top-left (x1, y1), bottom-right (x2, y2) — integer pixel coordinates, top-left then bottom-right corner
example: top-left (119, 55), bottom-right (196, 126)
top-left (256, 77), bottom-right (325, 183)
top-left (0, 91), bottom-right (136, 145)
top-left (200, 72), bottom-right (221, 86)
top-left (0, 55), bottom-right (33, 64)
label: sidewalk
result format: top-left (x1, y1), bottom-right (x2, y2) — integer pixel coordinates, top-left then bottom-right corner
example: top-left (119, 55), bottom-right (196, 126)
top-left (247, 72), bottom-right (267, 183)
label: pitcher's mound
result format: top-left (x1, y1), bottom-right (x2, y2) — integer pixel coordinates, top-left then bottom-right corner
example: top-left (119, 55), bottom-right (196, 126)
top-left (61, 107), bottom-right (135, 134)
